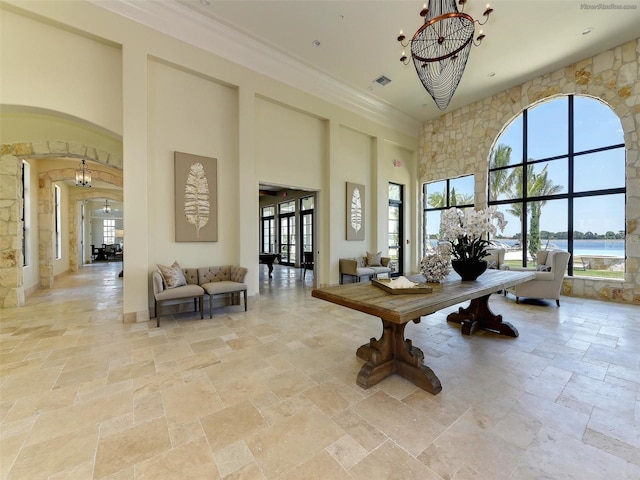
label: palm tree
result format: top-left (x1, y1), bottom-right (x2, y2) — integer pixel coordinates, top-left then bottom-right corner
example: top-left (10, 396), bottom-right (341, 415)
top-left (489, 144), bottom-right (514, 202)
top-left (427, 188), bottom-right (446, 209)
top-left (527, 165), bottom-right (563, 259)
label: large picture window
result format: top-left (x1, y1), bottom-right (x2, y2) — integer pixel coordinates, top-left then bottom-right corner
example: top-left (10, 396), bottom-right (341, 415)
top-left (488, 95), bottom-right (625, 278)
top-left (103, 219), bottom-right (115, 245)
top-left (422, 174), bottom-right (474, 255)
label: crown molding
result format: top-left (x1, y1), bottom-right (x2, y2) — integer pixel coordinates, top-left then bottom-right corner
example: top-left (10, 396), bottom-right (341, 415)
top-left (89, 0), bottom-right (421, 136)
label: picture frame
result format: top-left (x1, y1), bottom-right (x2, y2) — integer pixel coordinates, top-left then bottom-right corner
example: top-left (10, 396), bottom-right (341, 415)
top-left (346, 182), bottom-right (365, 241)
top-left (174, 152), bottom-right (218, 242)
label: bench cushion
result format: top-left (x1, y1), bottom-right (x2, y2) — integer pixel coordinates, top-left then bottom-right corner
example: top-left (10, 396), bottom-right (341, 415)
top-left (155, 284), bottom-right (204, 301)
top-left (369, 266), bottom-right (391, 275)
top-left (201, 280), bottom-right (247, 295)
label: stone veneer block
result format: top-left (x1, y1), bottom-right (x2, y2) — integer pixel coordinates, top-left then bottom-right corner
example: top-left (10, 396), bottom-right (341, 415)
top-left (49, 141), bottom-right (69, 154)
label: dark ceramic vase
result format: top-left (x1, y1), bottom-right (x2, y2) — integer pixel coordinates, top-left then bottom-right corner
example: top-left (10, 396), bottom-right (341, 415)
top-left (451, 259), bottom-right (488, 281)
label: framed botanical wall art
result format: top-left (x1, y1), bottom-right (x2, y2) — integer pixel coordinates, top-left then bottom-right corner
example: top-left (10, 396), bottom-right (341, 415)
top-left (346, 182), bottom-right (365, 241)
top-left (174, 152), bottom-right (218, 242)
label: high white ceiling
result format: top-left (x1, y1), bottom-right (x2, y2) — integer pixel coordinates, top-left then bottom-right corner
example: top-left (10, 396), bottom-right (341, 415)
top-left (96, 0), bottom-right (640, 134)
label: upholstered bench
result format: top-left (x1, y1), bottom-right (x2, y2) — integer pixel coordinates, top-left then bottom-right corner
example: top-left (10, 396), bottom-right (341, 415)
top-left (198, 265), bottom-right (248, 318)
top-left (339, 252), bottom-right (391, 284)
top-left (152, 262), bottom-right (247, 326)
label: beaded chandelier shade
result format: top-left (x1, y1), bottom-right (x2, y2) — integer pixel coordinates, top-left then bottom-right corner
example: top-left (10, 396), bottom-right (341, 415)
top-left (398, 0), bottom-right (494, 110)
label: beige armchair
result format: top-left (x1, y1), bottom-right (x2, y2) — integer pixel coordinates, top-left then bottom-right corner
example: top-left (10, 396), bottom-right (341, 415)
top-left (504, 250), bottom-right (571, 306)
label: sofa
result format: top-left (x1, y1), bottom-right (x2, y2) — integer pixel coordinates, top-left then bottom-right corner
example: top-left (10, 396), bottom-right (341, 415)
top-left (152, 263), bottom-right (247, 327)
top-left (339, 252), bottom-right (392, 283)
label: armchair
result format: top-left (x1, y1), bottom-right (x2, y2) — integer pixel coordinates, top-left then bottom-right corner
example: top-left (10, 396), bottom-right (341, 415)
top-left (504, 250), bottom-right (571, 306)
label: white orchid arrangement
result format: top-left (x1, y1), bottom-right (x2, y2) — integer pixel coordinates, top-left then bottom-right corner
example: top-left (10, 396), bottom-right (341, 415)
top-left (440, 206), bottom-right (508, 262)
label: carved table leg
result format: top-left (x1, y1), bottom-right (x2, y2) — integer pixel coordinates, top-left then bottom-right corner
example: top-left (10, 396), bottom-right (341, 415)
top-left (446, 293), bottom-right (518, 337)
top-left (356, 318), bottom-right (442, 394)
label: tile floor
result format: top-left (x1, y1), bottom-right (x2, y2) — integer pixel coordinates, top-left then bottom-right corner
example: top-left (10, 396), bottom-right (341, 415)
top-left (1, 262), bottom-right (639, 479)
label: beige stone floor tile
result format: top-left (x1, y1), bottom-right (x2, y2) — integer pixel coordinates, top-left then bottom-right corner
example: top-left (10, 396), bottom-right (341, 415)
top-left (99, 412), bottom-right (135, 438)
top-left (302, 381), bottom-right (364, 416)
top-left (134, 390), bottom-right (164, 423)
top-left (245, 406), bottom-right (344, 478)
top-left (201, 400), bottom-right (267, 451)
top-left (280, 451), bottom-right (352, 480)
top-left (27, 389), bottom-right (133, 445)
top-left (0, 368), bottom-right (60, 402)
top-left (417, 407), bottom-right (526, 480)
top-left (0, 431), bottom-right (27, 480)
top-left (107, 359), bottom-right (156, 384)
top-left (94, 417), bottom-right (171, 478)
top-left (331, 408), bottom-right (387, 452)
top-left (2, 384), bottom-right (78, 423)
top-left (216, 376), bottom-right (271, 407)
top-left (222, 462), bottom-right (266, 480)
top-left (48, 460), bottom-right (95, 480)
top-left (349, 440), bottom-right (442, 480)
top-left (162, 376), bottom-right (224, 426)
top-left (512, 426), bottom-right (640, 479)
top-left (326, 433), bottom-right (369, 469)
top-left (258, 394), bottom-right (315, 427)
top-left (263, 368), bottom-right (317, 400)
top-left (135, 436), bottom-right (219, 479)
top-left (6, 425), bottom-right (98, 480)
top-left (213, 440), bottom-right (255, 477)
top-left (354, 390), bottom-right (446, 456)
top-left (169, 419), bottom-right (205, 447)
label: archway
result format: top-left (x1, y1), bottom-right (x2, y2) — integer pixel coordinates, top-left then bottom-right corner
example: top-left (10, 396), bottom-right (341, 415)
top-left (0, 140), bottom-right (122, 307)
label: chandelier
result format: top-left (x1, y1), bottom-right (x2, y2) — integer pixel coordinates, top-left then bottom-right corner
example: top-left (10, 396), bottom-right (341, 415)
top-left (103, 199), bottom-right (111, 214)
top-left (398, 0), bottom-right (494, 110)
top-left (75, 159), bottom-right (92, 187)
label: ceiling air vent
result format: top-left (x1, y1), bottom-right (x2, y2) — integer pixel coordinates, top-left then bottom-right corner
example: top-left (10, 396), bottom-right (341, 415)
top-left (373, 75), bottom-right (391, 87)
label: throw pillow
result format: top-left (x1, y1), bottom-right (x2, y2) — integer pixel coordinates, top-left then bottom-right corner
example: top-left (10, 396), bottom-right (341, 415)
top-left (366, 251), bottom-right (382, 266)
top-left (356, 257), bottom-right (365, 268)
top-left (157, 261), bottom-right (187, 289)
top-left (536, 264), bottom-right (551, 272)
top-left (487, 260), bottom-right (498, 270)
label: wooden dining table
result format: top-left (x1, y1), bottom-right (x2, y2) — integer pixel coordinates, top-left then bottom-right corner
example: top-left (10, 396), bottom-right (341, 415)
top-left (311, 269), bottom-right (535, 394)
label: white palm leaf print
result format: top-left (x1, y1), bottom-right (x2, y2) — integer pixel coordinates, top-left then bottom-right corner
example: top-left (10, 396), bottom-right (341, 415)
top-left (184, 162), bottom-right (210, 238)
top-left (350, 187), bottom-right (362, 233)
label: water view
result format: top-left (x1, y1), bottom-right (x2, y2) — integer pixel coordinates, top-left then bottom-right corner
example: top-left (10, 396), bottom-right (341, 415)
top-left (496, 239), bottom-right (625, 257)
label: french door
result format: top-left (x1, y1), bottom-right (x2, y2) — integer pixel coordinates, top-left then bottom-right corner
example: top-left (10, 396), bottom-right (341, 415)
top-left (277, 196), bottom-right (296, 268)
top-left (388, 183), bottom-right (404, 276)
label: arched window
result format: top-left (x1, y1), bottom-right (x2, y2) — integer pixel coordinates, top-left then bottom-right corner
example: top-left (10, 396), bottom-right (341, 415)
top-left (488, 95), bottom-right (625, 278)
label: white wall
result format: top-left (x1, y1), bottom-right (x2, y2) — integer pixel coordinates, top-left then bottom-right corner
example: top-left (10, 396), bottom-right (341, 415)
top-left (147, 59), bottom-right (240, 269)
top-left (0, 8), bottom-right (123, 135)
top-left (255, 98), bottom-right (325, 190)
top-left (336, 126), bottom-right (374, 264)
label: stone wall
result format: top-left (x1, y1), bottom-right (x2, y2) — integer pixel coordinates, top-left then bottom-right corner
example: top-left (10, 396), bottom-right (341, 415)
top-left (0, 154), bottom-right (24, 308)
top-left (418, 39), bottom-right (640, 304)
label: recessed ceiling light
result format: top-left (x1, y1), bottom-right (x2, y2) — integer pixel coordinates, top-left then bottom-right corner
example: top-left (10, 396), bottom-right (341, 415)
top-left (199, 0), bottom-right (211, 5)
top-left (582, 27), bottom-right (593, 35)
top-left (312, 40), bottom-right (321, 47)
top-left (488, 72), bottom-right (496, 77)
